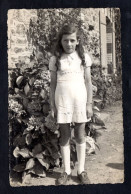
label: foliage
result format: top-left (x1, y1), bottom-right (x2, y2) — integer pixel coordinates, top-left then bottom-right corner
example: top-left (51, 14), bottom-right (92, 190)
top-left (91, 62), bottom-right (122, 108)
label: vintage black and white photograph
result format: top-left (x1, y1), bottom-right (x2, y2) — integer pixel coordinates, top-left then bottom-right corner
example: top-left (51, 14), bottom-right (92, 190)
top-left (8, 8), bottom-right (124, 186)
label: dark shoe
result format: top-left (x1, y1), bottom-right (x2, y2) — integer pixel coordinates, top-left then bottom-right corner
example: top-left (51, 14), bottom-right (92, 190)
top-left (56, 172), bottom-right (71, 185)
top-left (77, 171), bottom-right (91, 184)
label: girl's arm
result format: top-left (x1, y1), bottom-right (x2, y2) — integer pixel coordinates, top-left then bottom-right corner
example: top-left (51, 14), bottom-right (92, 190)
top-left (50, 71), bottom-right (57, 118)
top-left (84, 67), bottom-right (93, 118)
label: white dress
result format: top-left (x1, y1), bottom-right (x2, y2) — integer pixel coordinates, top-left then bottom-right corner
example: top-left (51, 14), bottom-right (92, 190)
top-left (49, 51), bottom-right (92, 124)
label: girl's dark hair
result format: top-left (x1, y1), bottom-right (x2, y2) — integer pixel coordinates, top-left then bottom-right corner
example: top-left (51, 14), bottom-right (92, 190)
top-left (53, 24), bottom-right (86, 68)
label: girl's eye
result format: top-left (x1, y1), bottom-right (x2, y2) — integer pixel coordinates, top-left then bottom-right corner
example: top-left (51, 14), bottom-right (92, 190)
top-left (64, 40), bottom-right (75, 43)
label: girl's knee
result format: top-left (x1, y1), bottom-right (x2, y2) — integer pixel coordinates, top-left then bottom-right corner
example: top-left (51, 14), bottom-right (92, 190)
top-left (59, 137), bottom-right (70, 146)
top-left (75, 136), bottom-right (86, 144)
top-left (59, 124), bottom-right (71, 146)
top-left (59, 131), bottom-right (71, 146)
top-left (74, 123), bottom-right (86, 144)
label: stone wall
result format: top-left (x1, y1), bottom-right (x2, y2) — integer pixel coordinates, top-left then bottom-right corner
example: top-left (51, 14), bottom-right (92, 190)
top-left (8, 9), bottom-right (37, 68)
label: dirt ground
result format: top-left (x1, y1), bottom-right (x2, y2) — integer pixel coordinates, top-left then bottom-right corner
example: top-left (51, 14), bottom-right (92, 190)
top-left (10, 100), bottom-right (124, 186)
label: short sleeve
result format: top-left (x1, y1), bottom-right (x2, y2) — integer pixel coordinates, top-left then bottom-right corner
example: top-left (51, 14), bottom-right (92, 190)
top-left (49, 56), bottom-right (57, 71)
top-left (84, 53), bottom-right (92, 68)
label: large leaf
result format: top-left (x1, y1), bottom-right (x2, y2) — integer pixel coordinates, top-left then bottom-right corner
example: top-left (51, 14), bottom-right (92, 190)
top-left (16, 76), bottom-right (23, 86)
top-left (13, 133), bottom-right (26, 147)
top-left (13, 163), bottom-right (26, 172)
top-left (92, 125), bottom-right (103, 130)
top-left (13, 147), bottom-right (20, 158)
top-left (22, 171), bottom-right (32, 184)
top-left (25, 158), bottom-right (35, 170)
top-left (13, 147), bottom-right (31, 158)
top-left (93, 106), bottom-right (100, 112)
top-left (38, 157), bottom-right (50, 170)
top-left (24, 83), bottom-right (30, 96)
top-left (32, 144), bottom-right (43, 157)
top-left (29, 77), bottom-right (35, 86)
top-left (17, 90), bottom-right (27, 98)
top-left (28, 161), bottom-right (46, 178)
top-left (25, 133), bottom-right (32, 145)
top-left (93, 97), bottom-right (102, 103)
top-left (19, 148), bottom-right (31, 158)
top-left (93, 114), bottom-right (105, 126)
top-left (35, 153), bottom-right (44, 159)
top-left (45, 113), bottom-right (59, 132)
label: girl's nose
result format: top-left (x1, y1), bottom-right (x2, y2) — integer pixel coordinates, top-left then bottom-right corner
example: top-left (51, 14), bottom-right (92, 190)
top-left (67, 41), bottom-right (71, 46)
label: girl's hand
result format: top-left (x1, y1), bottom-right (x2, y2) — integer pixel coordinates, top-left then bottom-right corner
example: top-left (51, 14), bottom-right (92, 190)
top-left (51, 106), bottom-right (57, 120)
top-left (86, 104), bottom-right (93, 119)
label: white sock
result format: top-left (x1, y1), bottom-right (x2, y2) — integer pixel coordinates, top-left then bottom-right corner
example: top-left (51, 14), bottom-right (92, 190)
top-left (76, 141), bottom-right (86, 175)
top-left (60, 145), bottom-right (71, 175)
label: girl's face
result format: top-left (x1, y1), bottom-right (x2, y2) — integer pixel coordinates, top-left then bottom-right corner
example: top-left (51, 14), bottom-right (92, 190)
top-left (61, 32), bottom-right (79, 54)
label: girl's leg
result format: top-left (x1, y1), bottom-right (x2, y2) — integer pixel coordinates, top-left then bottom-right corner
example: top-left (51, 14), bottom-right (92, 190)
top-left (74, 123), bottom-right (90, 184)
top-left (59, 123), bottom-right (71, 146)
top-left (59, 123), bottom-right (71, 175)
top-left (74, 123), bottom-right (86, 174)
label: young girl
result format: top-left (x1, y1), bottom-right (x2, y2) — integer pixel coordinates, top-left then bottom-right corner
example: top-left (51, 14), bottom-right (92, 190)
top-left (49, 24), bottom-right (93, 185)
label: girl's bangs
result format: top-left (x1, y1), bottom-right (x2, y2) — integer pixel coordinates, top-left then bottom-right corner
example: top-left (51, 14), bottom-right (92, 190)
top-left (61, 24), bottom-right (78, 35)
